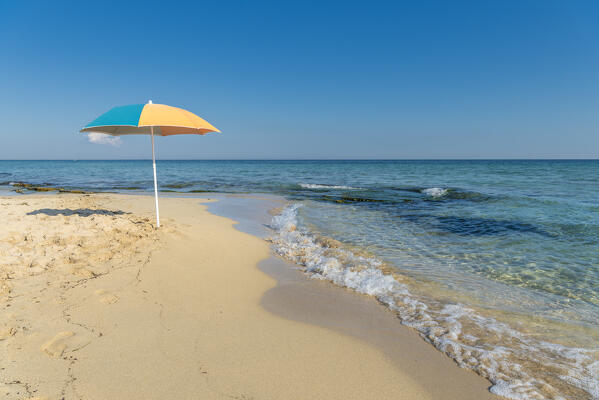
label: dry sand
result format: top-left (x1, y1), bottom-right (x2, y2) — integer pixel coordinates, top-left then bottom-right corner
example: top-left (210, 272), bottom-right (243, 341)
top-left (0, 193), bottom-right (498, 399)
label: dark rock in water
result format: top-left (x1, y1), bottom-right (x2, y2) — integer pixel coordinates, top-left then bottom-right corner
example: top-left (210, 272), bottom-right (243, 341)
top-left (314, 195), bottom-right (386, 204)
top-left (338, 196), bottom-right (385, 204)
top-left (58, 189), bottom-right (88, 194)
top-left (10, 182), bottom-right (33, 188)
top-left (8, 182), bottom-right (89, 194)
top-left (163, 182), bottom-right (194, 189)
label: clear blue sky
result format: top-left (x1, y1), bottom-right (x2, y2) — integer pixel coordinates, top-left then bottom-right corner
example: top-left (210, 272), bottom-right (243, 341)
top-left (1, 0), bottom-right (597, 159)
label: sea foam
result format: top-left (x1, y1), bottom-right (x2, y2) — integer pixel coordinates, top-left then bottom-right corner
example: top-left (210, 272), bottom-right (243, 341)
top-left (269, 203), bottom-right (599, 400)
top-left (299, 183), bottom-right (358, 190)
top-left (422, 187), bottom-right (448, 197)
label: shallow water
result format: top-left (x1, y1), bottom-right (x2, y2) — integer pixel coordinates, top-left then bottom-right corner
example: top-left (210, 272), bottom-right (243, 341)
top-left (1, 159), bottom-right (598, 399)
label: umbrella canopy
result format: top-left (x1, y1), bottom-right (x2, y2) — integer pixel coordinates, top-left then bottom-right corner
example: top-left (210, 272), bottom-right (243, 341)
top-left (81, 101), bottom-right (219, 228)
top-left (80, 102), bottom-right (220, 136)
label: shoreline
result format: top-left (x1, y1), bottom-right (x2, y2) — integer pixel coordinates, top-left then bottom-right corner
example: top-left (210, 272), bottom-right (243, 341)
top-left (0, 192), bottom-right (498, 399)
top-left (204, 193), bottom-right (497, 399)
top-left (259, 256), bottom-right (497, 399)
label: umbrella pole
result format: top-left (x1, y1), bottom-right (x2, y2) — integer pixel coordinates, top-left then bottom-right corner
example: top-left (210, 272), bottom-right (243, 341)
top-left (151, 126), bottom-right (160, 228)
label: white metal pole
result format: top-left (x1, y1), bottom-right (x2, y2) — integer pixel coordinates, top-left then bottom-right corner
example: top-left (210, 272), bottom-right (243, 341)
top-left (151, 126), bottom-right (160, 228)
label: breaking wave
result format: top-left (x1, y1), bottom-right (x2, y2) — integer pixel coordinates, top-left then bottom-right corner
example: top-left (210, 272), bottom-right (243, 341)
top-left (269, 203), bottom-right (599, 400)
top-left (422, 187), bottom-right (449, 197)
top-left (299, 183), bottom-right (359, 190)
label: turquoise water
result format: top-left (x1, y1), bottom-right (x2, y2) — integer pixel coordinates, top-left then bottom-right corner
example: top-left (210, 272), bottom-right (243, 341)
top-left (1, 160), bottom-right (598, 399)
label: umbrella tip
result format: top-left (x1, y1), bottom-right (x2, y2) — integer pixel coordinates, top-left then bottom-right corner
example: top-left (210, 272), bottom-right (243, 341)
top-left (148, 99), bottom-right (153, 104)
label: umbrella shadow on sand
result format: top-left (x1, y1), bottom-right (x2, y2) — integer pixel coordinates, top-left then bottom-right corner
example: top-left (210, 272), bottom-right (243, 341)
top-left (27, 208), bottom-right (130, 217)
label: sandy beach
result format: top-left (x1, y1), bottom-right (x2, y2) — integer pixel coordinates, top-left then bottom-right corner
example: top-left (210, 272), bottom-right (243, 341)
top-left (3, 1), bottom-right (599, 398)
top-left (0, 193), bottom-right (498, 399)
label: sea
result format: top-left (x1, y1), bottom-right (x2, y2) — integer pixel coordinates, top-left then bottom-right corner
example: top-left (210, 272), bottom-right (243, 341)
top-left (1, 159), bottom-right (598, 400)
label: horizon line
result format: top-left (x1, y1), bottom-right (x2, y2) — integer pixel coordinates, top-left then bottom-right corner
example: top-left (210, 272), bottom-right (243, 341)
top-left (1, 158), bottom-right (598, 162)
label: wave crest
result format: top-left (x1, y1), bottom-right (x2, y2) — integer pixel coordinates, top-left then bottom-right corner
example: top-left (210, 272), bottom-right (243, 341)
top-left (299, 183), bottom-right (359, 190)
top-left (422, 187), bottom-right (448, 197)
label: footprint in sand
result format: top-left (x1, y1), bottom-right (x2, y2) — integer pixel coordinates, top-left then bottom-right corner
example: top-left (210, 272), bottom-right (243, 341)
top-left (0, 326), bottom-right (16, 340)
top-left (0, 313), bottom-right (20, 340)
top-left (70, 266), bottom-right (96, 278)
top-left (94, 289), bottom-right (119, 304)
top-left (41, 331), bottom-right (75, 358)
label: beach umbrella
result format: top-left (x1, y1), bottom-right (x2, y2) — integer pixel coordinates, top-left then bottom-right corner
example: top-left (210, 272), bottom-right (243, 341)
top-left (81, 101), bottom-right (220, 228)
